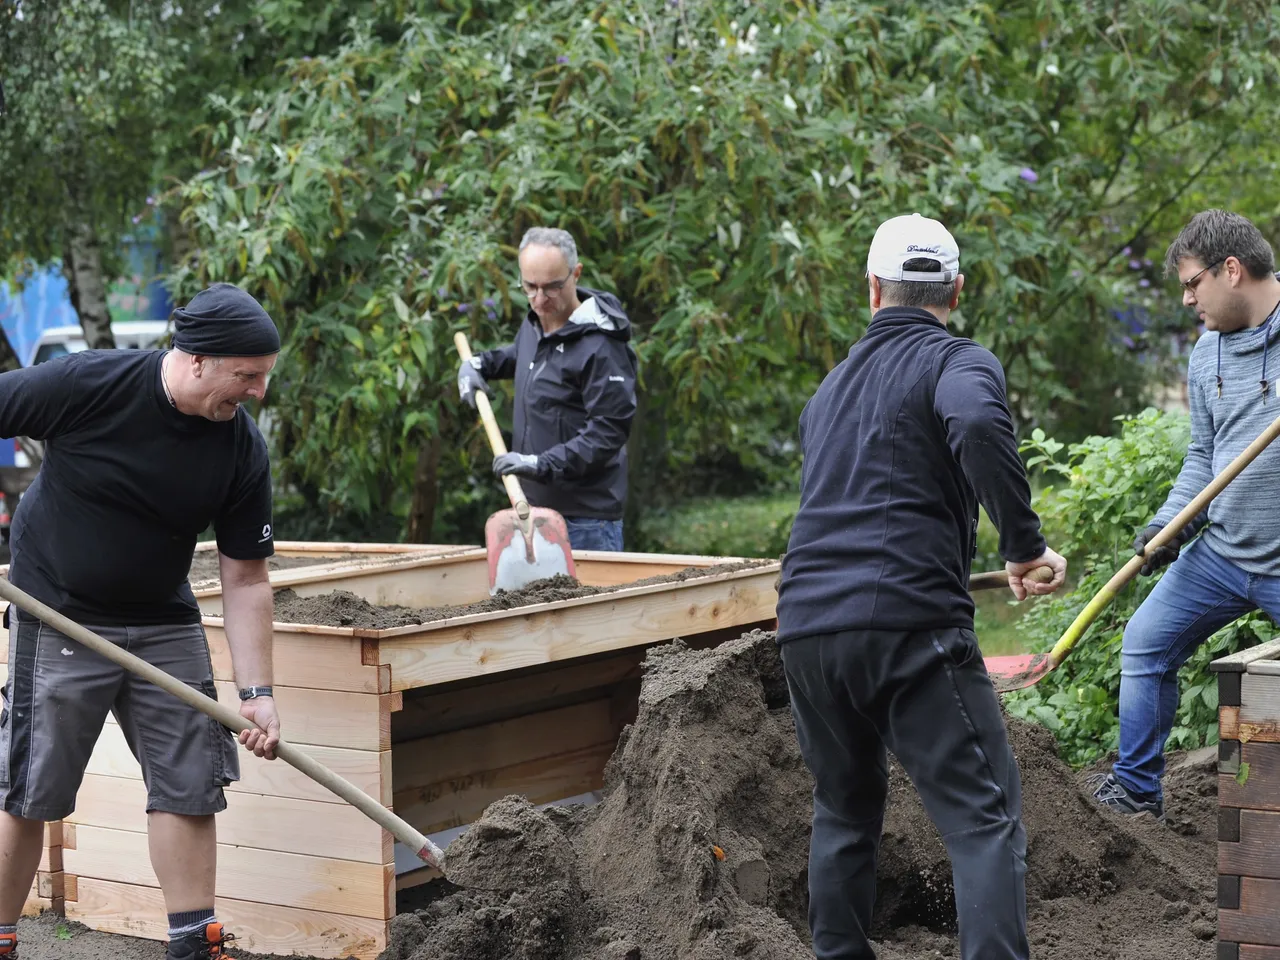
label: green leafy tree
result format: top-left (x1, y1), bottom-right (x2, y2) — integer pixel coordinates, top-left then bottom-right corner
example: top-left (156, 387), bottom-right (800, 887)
top-left (167, 0), bottom-right (1280, 540)
top-left (0, 0), bottom-right (189, 351)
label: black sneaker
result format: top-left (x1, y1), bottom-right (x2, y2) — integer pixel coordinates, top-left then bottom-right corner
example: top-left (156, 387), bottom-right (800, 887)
top-left (1088, 772), bottom-right (1165, 820)
top-left (166, 922), bottom-right (237, 960)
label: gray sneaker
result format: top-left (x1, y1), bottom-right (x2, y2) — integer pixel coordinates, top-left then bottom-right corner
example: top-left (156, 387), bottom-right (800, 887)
top-left (1088, 772), bottom-right (1164, 820)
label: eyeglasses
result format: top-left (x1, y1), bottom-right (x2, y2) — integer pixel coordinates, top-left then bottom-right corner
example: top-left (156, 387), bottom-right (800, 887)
top-left (518, 272), bottom-right (572, 297)
top-left (1181, 259), bottom-right (1224, 294)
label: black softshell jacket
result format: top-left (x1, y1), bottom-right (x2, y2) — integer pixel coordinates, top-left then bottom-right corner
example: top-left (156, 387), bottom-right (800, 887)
top-left (478, 288), bottom-right (638, 520)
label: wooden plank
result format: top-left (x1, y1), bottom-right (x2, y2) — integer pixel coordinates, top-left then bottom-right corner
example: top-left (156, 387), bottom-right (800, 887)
top-left (1221, 743), bottom-right (1280, 810)
top-left (68, 877), bottom-right (387, 960)
top-left (65, 874), bottom-right (77, 902)
top-left (64, 825), bottom-right (391, 918)
top-left (1220, 878), bottom-right (1280, 946)
top-left (38, 846), bottom-right (62, 873)
top-left (100, 682), bottom-right (388, 751)
top-left (1221, 810), bottom-right (1280, 878)
top-left (379, 569), bottom-right (778, 691)
top-left (1251, 660), bottom-right (1280, 677)
top-left (36, 871), bottom-right (64, 900)
top-left (393, 699), bottom-right (619, 792)
top-left (571, 551), bottom-right (747, 587)
top-left (204, 624), bottom-right (379, 693)
top-left (1214, 638), bottom-right (1280, 672)
top-left (1222, 705), bottom-right (1280, 744)
top-left (1242, 674), bottom-right (1280, 725)
top-left (394, 741), bottom-right (613, 835)
top-left (254, 551), bottom-right (490, 608)
top-left (85, 721), bottom-right (391, 806)
top-left (393, 649), bottom-right (645, 741)
top-left (66, 774), bottom-right (390, 865)
top-left (1242, 947), bottom-right (1280, 960)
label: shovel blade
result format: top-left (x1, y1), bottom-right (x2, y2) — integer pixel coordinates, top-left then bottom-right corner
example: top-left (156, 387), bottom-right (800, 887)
top-left (986, 652), bottom-right (1055, 694)
top-left (484, 507), bottom-right (576, 596)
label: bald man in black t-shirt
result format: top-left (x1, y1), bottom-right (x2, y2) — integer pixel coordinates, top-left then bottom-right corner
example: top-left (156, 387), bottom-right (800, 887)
top-left (0, 284), bottom-right (283, 960)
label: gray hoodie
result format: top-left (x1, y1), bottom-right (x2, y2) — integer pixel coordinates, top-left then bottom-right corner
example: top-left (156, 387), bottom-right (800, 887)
top-left (1154, 301), bottom-right (1280, 572)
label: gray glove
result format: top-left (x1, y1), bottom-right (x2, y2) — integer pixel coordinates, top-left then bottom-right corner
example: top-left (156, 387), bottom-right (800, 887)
top-left (457, 357), bottom-right (492, 409)
top-left (493, 452), bottom-right (545, 479)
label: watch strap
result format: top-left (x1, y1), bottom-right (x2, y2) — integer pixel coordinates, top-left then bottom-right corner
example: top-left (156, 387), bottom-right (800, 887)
top-left (238, 685), bottom-right (274, 701)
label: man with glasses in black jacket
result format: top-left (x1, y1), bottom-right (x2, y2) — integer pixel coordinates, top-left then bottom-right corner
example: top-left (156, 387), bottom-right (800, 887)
top-left (775, 213), bottom-right (1067, 960)
top-left (456, 227), bottom-right (638, 552)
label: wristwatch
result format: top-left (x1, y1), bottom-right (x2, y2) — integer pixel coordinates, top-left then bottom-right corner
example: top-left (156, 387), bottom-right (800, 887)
top-left (238, 685), bottom-right (274, 701)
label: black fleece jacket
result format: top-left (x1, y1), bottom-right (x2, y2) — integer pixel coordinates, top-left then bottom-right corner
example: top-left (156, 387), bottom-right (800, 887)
top-left (776, 306), bottom-right (1046, 640)
top-left (477, 287), bottom-right (638, 520)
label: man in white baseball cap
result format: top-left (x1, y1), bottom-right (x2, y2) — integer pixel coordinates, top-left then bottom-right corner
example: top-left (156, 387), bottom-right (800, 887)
top-left (776, 212), bottom-right (1066, 959)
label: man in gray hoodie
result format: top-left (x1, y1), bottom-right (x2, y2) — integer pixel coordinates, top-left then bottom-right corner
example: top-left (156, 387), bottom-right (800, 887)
top-left (1091, 209), bottom-right (1280, 819)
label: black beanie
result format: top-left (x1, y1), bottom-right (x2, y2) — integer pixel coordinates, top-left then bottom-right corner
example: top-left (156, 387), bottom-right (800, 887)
top-left (171, 283), bottom-right (281, 357)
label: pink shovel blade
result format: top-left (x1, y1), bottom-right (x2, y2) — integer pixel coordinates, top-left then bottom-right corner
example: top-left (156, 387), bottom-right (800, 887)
top-left (484, 506), bottom-right (576, 596)
top-left (985, 652), bottom-right (1055, 694)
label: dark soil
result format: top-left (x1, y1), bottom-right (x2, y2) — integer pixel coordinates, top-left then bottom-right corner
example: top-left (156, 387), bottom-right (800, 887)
top-left (378, 630), bottom-right (1219, 960)
top-left (272, 561), bottom-right (773, 628)
top-left (186, 551), bottom-right (350, 584)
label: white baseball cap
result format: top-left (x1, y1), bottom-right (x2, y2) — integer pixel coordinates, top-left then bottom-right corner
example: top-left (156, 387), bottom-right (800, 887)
top-left (866, 213), bottom-right (960, 282)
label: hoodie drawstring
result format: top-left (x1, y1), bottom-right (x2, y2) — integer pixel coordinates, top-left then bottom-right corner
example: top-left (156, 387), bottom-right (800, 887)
top-left (1214, 298), bottom-right (1280, 399)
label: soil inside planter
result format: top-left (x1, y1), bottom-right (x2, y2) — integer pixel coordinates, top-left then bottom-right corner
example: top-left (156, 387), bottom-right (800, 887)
top-left (380, 629), bottom-right (1219, 960)
top-left (271, 560), bottom-right (774, 628)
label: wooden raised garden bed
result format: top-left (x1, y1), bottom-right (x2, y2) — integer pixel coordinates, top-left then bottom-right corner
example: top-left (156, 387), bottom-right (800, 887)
top-left (1213, 637), bottom-right (1280, 958)
top-left (5, 545), bottom-right (779, 959)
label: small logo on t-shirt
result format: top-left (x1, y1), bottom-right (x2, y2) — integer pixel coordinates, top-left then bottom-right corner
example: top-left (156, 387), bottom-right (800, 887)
top-left (258, 523), bottom-right (272, 543)
top-left (608, 375), bottom-right (625, 382)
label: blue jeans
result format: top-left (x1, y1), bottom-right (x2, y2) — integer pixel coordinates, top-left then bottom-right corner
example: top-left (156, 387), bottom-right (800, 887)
top-left (1115, 537), bottom-right (1280, 800)
top-left (564, 517), bottom-right (623, 552)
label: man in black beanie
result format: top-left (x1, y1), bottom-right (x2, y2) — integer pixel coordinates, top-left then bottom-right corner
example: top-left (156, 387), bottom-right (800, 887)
top-left (0, 283), bottom-right (282, 960)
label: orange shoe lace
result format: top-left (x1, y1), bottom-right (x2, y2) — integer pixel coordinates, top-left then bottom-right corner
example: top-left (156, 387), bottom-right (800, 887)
top-left (204, 923), bottom-right (237, 957)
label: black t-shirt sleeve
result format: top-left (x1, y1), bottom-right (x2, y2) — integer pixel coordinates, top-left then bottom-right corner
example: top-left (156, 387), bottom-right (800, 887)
top-left (213, 424), bottom-right (275, 560)
top-left (0, 354), bottom-right (84, 439)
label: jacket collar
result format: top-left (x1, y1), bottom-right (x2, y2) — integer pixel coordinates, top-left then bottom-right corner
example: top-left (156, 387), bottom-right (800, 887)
top-left (867, 306), bottom-right (948, 331)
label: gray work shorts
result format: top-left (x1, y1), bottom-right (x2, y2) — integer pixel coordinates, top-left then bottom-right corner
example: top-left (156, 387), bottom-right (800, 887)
top-left (0, 611), bottom-right (240, 821)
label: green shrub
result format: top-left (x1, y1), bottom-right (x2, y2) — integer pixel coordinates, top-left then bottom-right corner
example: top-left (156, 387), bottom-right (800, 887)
top-left (1006, 408), bottom-right (1273, 766)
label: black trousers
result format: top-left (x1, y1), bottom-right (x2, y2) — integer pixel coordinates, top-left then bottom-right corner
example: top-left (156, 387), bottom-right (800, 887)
top-left (780, 627), bottom-right (1028, 960)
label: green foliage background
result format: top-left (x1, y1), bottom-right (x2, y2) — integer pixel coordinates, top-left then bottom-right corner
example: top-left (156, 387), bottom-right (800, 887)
top-left (1006, 410), bottom-right (1275, 766)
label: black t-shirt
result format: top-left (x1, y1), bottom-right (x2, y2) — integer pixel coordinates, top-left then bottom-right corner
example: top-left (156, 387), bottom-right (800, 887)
top-left (0, 349), bottom-right (274, 625)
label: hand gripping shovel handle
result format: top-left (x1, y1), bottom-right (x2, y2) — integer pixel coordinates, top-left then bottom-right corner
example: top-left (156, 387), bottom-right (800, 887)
top-left (1046, 409), bottom-right (1280, 670)
top-left (0, 577), bottom-right (446, 871)
top-left (454, 332), bottom-right (532, 527)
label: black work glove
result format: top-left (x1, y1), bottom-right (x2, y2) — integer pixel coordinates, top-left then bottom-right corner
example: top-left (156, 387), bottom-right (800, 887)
top-left (1133, 510), bottom-right (1208, 577)
top-left (493, 452), bottom-right (546, 480)
top-left (456, 357), bottom-right (492, 410)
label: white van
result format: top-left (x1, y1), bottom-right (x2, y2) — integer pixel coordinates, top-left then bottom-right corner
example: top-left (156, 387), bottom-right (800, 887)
top-left (28, 319), bottom-right (171, 366)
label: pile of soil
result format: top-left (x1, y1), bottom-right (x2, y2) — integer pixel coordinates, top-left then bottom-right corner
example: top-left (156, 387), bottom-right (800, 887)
top-left (272, 560), bottom-right (773, 628)
top-left (186, 551), bottom-right (348, 583)
top-left (378, 629), bottom-right (1219, 960)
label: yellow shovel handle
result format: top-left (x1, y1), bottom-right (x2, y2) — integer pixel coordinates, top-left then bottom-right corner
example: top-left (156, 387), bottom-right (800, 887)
top-left (1049, 409), bottom-right (1280, 666)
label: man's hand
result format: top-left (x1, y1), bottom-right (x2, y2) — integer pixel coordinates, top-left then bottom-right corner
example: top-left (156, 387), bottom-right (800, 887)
top-left (457, 357), bottom-right (492, 409)
top-left (493, 452), bottom-right (544, 479)
top-left (238, 696), bottom-right (281, 761)
top-left (1133, 511), bottom-right (1208, 576)
top-left (1006, 547), bottom-right (1067, 601)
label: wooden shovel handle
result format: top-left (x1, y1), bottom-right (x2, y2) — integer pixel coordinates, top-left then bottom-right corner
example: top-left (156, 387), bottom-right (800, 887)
top-left (454, 331), bottom-right (530, 521)
top-left (968, 565), bottom-right (1054, 592)
top-left (0, 577), bottom-right (445, 870)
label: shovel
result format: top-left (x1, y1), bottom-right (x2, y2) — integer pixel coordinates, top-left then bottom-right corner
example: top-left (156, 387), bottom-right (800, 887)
top-left (987, 409), bottom-right (1280, 694)
top-left (0, 576), bottom-right (447, 871)
top-left (454, 332), bottom-right (577, 595)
